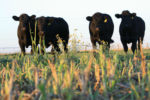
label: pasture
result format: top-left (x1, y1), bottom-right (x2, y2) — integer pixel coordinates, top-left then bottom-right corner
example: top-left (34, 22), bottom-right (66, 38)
top-left (0, 43), bottom-right (150, 100)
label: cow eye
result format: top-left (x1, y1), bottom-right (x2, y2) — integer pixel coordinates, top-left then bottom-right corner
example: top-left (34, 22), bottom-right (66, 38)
top-left (22, 16), bottom-right (25, 19)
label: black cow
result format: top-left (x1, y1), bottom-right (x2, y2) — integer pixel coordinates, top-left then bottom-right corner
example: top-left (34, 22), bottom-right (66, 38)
top-left (86, 12), bottom-right (114, 50)
top-left (37, 16), bottom-right (69, 53)
top-left (115, 10), bottom-right (145, 53)
top-left (12, 14), bottom-right (39, 55)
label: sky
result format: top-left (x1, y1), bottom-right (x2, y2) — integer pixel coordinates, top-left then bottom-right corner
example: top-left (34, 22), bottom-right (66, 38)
top-left (0, 0), bottom-right (150, 49)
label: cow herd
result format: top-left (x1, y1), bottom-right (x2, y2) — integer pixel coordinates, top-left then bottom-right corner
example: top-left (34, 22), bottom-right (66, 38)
top-left (12, 10), bottom-right (145, 55)
top-left (12, 14), bottom-right (69, 54)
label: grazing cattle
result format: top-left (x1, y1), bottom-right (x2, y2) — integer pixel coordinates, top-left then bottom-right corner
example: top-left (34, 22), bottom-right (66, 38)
top-left (37, 16), bottom-right (69, 53)
top-left (12, 14), bottom-right (39, 55)
top-left (115, 10), bottom-right (145, 53)
top-left (86, 12), bottom-right (114, 50)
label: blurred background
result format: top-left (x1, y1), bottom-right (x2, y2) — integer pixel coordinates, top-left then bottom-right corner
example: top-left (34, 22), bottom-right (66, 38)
top-left (0, 0), bottom-right (149, 53)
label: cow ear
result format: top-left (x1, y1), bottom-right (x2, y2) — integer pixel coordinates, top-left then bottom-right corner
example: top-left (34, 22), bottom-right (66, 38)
top-left (30, 15), bottom-right (36, 20)
top-left (131, 13), bottom-right (136, 17)
top-left (86, 16), bottom-right (92, 21)
top-left (12, 16), bottom-right (19, 21)
top-left (47, 18), bottom-right (54, 23)
top-left (47, 18), bottom-right (54, 26)
top-left (130, 13), bottom-right (136, 19)
top-left (115, 14), bottom-right (122, 18)
top-left (49, 18), bottom-right (54, 23)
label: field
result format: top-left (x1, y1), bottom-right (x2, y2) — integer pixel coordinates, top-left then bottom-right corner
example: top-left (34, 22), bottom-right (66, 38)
top-left (0, 44), bottom-right (150, 100)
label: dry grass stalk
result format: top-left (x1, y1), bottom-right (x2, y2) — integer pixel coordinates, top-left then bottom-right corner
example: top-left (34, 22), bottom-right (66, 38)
top-left (107, 58), bottom-right (111, 77)
top-left (141, 59), bottom-right (146, 78)
top-left (99, 83), bottom-right (104, 94)
top-left (94, 64), bottom-right (100, 91)
top-left (3, 61), bottom-right (15, 100)
top-left (74, 69), bottom-right (82, 90)
top-left (82, 58), bottom-right (93, 93)
top-left (34, 68), bottom-right (39, 89)
top-left (122, 67), bottom-right (126, 76)
top-left (130, 83), bottom-right (140, 99)
top-left (128, 66), bottom-right (133, 77)
top-left (140, 40), bottom-right (145, 60)
top-left (70, 61), bottom-right (74, 75)
top-left (84, 57), bottom-right (93, 81)
top-left (62, 70), bottom-right (71, 88)
top-left (140, 41), bottom-right (146, 77)
top-left (48, 60), bottom-right (58, 84)
top-left (1, 67), bottom-right (6, 85)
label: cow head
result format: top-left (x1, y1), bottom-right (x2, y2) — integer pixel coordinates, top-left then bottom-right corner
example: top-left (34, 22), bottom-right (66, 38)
top-left (86, 13), bottom-right (108, 33)
top-left (12, 14), bottom-right (36, 31)
top-left (115, 10), bottom-right (136, 30)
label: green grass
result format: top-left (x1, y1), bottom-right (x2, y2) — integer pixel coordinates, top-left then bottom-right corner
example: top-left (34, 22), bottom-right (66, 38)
top-left (0, 48), bottom-right (150, 100)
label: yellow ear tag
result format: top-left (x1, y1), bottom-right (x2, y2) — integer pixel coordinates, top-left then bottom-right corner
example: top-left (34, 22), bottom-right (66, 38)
top-left (104, 19), bottom-right (107, 23)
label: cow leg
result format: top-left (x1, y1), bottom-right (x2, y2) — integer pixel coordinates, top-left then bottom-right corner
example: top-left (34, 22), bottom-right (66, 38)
top-left (92, 40), bottom-right (96, 50)
top-left (31, 44), bottom-right (35, 54)
top-left (19, 40), bottom-right (25, 55)
top-left (106, 43), bottom-right (110, 51)
top-left (91, 40), bottom-right (97, 57)
top-left (122, 42), bottom-right (128, 53)
top-left (39, 31), bottom-right (45, 54)
top-left (63, 40), bottom-right (68, 53)
top-left (21, 45), bottom-right (25, 55)
top-left (50, 45), bottom-right (55, 54)
top-left (137, 39), bottom-right (141, 51)
top-left (31, 47), bottom-right (33, 54)
top-left (98, 41), bottom-right (104, 50)
top-left (108, 43), bottom-right (110, 49)
top-left (131, 42), bottom-right (137, 54)
top-left (53, 41), bottom-right (61, 53)
top-left (138, 37), bottom-right (143, 51)
top-left (40, 40), bottom-right (45, 54)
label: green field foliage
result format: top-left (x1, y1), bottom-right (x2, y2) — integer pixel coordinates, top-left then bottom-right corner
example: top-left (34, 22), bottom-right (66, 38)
top-left (0, 43), bottom-right (150, 100)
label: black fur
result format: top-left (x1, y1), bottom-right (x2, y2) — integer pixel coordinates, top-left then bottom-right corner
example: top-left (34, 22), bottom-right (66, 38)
top-left (115, 10), bottom-right (145, 53)
top-left (12, 14), bottom-right (38, 55)
top-left (86, 12), bottom-right (114, 50)
top-left (37, 16), bottom-right (69, 53)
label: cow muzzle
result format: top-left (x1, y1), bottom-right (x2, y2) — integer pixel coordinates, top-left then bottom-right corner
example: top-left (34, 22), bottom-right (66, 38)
top-left (96, 27), bottom-right (100, 31)
top-left (22, 27), bottom-right (26, 31)
top-left (39, 31), bottom-right (44, 36)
